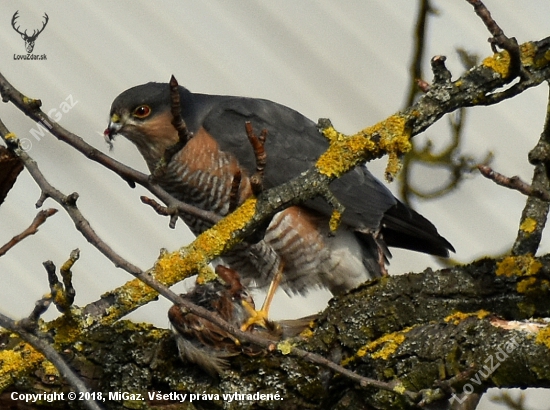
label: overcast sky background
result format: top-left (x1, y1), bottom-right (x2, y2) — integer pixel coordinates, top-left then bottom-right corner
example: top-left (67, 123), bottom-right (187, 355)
top-left (1, 1), bottom-right (549, 408)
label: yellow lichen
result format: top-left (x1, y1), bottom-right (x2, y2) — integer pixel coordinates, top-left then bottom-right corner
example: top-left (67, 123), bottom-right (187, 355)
top-left (329, 209), bottom-right (342, 232)
top-left (317, 130), bottom-right (374, 178)
top-left (535, 325), bottom-right (550, 350)
top-left (482, 50), bottom-right (511, 78)
top-left (22, 96), bottom-right (40, 106)
top-left (495, 255), bottom-right (542, 277)
top-left (542, 50), bottom-right (550, 67)
top-left (517, 277), bottom-right (538, 294)
top-left (299, 328), bottom-right (314, 339)
top-left (0, 341), bottom-right (44, 390)
top-left (444, 310), bottom-right (490, 325)
top-left (353, 327), bottom-right (412, 361)
top-left (317, 115), bottom-right (411, 182)
top-left (277, 340), bottom-right (293, 355)
top-left (481, 42), bottom-right (539, 77)
top-left (365, 115), bottom-right (411, 180)
top-left (196, 266), bottom-right (217, 285)
top-left (321, 124), bottom-right (346, 143)
top-left (519, 42), bottom-right (537, 67)
top-left (47, 311), bottom-right (85, 344)
top-left (520, 218), bottom-right (537, 234)
top-left (190, 198), bottom-right (257, 257)
top-left (41, 360), bottom-right (59, 381)
top-left (4, 132), bottom-right (17, 142)
top-left (392, 382), bottom-right (406, 395)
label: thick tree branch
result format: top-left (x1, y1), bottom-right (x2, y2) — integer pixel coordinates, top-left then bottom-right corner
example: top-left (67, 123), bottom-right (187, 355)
top-left (0, 312), bottom-right (104, 410)
top-left (2, 256), bottom-right (549, 409)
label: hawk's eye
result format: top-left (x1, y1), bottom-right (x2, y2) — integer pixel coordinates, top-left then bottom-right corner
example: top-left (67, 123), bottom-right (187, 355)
top-left (133, 105), bottom-right (151, 119)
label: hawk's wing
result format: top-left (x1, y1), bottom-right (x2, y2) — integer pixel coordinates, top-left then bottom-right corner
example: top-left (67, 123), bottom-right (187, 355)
top-left (193, 93), bottom-right (397, 231)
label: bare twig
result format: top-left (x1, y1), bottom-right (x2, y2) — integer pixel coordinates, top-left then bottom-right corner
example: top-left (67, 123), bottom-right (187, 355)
top-left (154, 75), bottom-right (194, 178)
top-left (404, 0), bottom-right (434, 107)
top-left (465, 0), bottom-right (523, 79)
top-left (245, 121), bottom-right (267, 195)
top-left (39, 251), bottom-right (80, 314)
top-left (169, 75), bottom-right (193, 145)
top-left (478, 164), bottom-right (550, 201)
top-left (23, 295), bottom-right (52, 329)
top-left (59, 248), bottom-right (79, 309)
top-left (0, 208), bottom-right (57, 257)
top-left (491, 391), bottom-right (527, 410)
top-left (228, 168), bottom-right (242, 213)
top-left (140, 195), bottom-right (181, 228)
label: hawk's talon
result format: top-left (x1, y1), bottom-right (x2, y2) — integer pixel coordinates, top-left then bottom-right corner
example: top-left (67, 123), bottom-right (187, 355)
top-left (240, 264), bottom-right (284, 332)
top-left (240, 300), bottom-right (270, 331)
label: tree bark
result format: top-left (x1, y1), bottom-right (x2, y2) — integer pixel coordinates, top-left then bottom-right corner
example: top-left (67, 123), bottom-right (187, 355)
top-left (2, 254), bottom-right (549, 410)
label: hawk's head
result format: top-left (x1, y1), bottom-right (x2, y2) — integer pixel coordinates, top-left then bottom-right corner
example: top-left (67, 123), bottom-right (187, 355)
top-left (104, 82), bottom-right (179, 167)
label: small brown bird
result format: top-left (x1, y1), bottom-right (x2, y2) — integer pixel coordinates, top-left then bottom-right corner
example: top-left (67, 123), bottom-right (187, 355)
top-left (168, 265), bottom-right (303, 375)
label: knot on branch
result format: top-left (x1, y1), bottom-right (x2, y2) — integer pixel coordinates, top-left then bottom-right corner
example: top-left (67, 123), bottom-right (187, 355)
top-left (431, 55), bottom-right (452, 84)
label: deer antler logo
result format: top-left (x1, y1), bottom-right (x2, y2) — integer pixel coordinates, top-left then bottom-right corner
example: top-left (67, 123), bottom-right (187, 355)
top-left (11, 11), bottom-right (49, 54)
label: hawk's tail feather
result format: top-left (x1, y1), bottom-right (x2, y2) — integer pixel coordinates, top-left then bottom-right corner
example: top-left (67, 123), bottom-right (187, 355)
top-left (378, 201), bottom-right (455, 257)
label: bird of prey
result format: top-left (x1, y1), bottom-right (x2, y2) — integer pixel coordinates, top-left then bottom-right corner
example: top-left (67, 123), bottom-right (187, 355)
top-left (105, 82), bottom-right (454, 301)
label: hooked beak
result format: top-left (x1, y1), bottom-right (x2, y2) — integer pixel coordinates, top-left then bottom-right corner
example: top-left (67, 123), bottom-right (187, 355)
top-left (104, 114), bottom-right (122, 143)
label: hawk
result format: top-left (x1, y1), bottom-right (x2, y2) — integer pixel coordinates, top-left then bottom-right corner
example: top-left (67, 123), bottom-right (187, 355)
top-left (105, 82), bottom-right (454, 299)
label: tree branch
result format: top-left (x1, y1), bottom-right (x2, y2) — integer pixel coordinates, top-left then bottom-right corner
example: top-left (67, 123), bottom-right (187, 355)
top-left (0, 208), bottom-right (57, 257)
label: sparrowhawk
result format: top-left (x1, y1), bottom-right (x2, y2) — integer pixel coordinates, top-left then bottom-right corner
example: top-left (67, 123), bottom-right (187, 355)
top-left (105, 82), bottom-right (454, 297)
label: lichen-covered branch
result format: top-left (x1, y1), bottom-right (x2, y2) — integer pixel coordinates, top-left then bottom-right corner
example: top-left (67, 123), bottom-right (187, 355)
top-left (2, 255), bottom-right (549, 409)
top-left (511, 84), bottom-right (550, 256)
